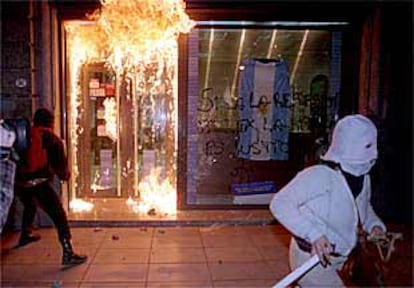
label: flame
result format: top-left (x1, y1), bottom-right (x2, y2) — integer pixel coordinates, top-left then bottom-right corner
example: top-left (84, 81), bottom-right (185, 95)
top-left (126, 168), bottom-right (177, 215)
top-left (65, 21), bottom-right (108, 200)
top-left (69, 198), bottom-right (94, 213)
top-left (65, 0), bottom-right (194, 215)
top-left (89, 0), bottom-right (194, 72)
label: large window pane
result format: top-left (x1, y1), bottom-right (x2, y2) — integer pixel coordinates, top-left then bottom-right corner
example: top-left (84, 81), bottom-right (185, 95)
top-left (186, 26), bottom-right (342, 205)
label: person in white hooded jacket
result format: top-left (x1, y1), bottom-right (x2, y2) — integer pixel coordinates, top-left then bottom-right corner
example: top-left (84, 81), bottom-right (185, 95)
top-left (269, 114), bottom-right (386, 287)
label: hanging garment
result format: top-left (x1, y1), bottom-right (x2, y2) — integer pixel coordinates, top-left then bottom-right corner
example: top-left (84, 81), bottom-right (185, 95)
top-left (237, 59), bottom-right (292, 160)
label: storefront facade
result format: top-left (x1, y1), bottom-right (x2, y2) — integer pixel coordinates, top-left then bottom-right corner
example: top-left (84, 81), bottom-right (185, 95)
top-left (1, 0), bottom-right (412, 223)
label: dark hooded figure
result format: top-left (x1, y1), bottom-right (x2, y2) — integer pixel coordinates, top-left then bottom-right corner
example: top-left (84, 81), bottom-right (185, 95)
top-left (15, 108), bottom-right (87, 267)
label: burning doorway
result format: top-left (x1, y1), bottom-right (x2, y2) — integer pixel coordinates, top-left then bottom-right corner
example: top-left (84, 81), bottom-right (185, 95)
top-left (63, 0), bottom-right (193, 219)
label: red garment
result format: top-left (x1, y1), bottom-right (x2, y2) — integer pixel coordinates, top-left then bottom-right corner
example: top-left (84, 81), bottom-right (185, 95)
top-left (17, 126), bottom-right (70, 182)
top-left (21, 126), bottom-right (49, 173)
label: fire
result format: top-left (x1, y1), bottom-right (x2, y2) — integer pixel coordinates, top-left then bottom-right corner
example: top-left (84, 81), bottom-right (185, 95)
top-left (126, 168), bottom-right (177, 215)
top-left (88, 0), bottom-right (194, 72)
top-left (69, 199), bottom-right (94, 213)
top-left (137, 167), bottom-right (177, 215)
top-left (65, 0), bottom-right (194, 215)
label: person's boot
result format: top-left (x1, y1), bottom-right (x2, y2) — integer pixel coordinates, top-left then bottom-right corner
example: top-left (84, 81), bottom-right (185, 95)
top-left (18, 232), bottom-right (41, 247)
top-left (61, 238), bottom-right (87, 267)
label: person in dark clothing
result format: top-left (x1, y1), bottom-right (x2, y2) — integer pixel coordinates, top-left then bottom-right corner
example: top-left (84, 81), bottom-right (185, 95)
top-left (15, 108), bottom-right (87, 267)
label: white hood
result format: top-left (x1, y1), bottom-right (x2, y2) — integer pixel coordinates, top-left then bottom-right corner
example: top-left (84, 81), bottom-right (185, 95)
top-left (321, 114), bottom-right (378, 176)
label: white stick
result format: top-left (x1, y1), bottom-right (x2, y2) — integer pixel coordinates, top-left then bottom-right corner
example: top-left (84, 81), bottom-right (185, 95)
top-left (272, 254), bottom-right (320, 288)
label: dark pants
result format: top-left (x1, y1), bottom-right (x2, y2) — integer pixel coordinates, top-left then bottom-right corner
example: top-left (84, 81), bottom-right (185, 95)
top-left (17, 181), bottom-right (71, 242)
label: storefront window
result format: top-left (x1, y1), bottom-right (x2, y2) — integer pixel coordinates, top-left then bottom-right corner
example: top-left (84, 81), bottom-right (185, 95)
top-left (186, 24), bottom-right (343, 205)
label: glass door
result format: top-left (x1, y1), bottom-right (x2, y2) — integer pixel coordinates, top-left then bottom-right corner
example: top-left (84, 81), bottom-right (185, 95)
top-left (80, 63), bottom-right (118, 198)
top-left (65, 24), bottom-right (178, 218)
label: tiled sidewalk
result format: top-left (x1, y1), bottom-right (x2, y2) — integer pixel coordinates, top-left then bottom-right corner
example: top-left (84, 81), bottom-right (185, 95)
top-left (1, 224), bottom-right (412, 287)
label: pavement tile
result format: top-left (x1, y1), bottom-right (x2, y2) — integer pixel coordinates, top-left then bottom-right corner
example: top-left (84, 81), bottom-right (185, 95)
top-left (94, 248), bottom-right (150, 263)
top-left (150, 247), bottom-right (206, 263)
top-left (147, 263), bottom-right (210, 282)
top-left (205, 247), bottom-right (263, 263)
top-left (83, 264), bottom-right (148, 282)
top-left (209, 261), bottom-right (276, 281)
top-left (1, 223), bottom-right (412, 287)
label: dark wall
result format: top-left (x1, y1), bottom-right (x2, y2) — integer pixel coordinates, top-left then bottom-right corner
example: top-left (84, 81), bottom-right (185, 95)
top-left (1, 2), bottom-right (32, 119)
top-left (378, 3), bottom-right (412, 223)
